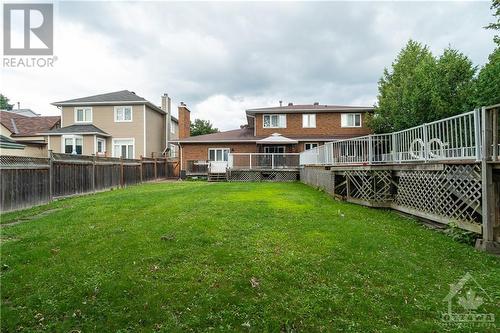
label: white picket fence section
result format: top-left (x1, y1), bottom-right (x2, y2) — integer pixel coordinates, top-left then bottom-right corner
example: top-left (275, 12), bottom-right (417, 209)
top-left (300, 109), bottom-right (485, 166)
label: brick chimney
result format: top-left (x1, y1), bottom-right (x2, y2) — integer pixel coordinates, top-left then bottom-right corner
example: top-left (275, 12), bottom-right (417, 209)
top-left (178, 102), bottom-right (191, 139)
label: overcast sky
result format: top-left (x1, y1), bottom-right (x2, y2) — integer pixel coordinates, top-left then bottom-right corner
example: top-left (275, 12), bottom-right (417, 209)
top-left (2, 1), bottom-right (496, 130)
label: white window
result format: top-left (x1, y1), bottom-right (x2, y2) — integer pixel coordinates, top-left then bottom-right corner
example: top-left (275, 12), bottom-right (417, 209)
top-left (62, 135), bottom-right (83, 155)
top-left (114, 106), bottom-right (133, 122)
top-left (263, 114), bottom-right (286, 128)
top-left (113, 139), bottom-right (134, 159)
top-left (208, 148), bottom-right (230, 162)
top-left (264, 146), bottom-right (285, 154)
top-left (341, 113), bottom-right (362, 128)
top-left (96, 138), bottom-right (106, 154)
top-left (305, 143), bottom-right (318, 150)
top-left (302, 114), bottom-right (316, 128)
top-left (170, 122), bottom-right (176, 134)
top-left (74, 107), bottom-right (92, 123)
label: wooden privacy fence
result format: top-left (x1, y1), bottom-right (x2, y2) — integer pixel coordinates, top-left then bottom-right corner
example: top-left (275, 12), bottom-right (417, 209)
top-left (0, 153), bottom-right (179, 212)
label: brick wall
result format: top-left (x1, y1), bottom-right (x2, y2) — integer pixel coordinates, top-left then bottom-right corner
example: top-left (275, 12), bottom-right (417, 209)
top-left (180, 142), bottom-right (257, 170)
top-left (254, 112), bottom-right (371, 137)
top-left (178, 105), bottom-right (191, 139)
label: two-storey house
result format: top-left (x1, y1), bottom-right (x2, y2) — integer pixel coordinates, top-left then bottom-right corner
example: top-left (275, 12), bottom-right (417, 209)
top-left (174, 102), bottom-right (373, 173)
top-left (44, 90), bottom-right (178, 159)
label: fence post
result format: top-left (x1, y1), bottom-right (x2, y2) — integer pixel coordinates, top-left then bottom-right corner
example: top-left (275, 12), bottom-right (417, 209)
top-left (92, 154), bottom-right (96, 193)
top-left (368, 135), bottom-right (373, 165)
top-left (474, 108), bottom-right (482, 161)
top-left (48, 150), bottom-right (53, 201)
top-left (140, 156), bottom-right (143, 183)
top-left (154, 157), bottom-right (158, 180)
top-left (120, 157), bottom-right (124, 188)
top-left (249, 154), bottom-right (252, 169)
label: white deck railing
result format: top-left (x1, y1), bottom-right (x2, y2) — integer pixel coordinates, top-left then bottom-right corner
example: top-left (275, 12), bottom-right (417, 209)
top-left (229, 153), bottom-right (300, 170)
top-left (300, 109), bottom-right (485, 166)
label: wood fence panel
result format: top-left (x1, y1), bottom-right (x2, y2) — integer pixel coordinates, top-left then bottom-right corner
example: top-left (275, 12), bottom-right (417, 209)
top-left (52, 162), bottom-right (93, 197)
top-left (1, 154), bottom-right (177, 212)
top-left (95, 163), bottom-right (121, 191)
top-left (123, 164), bottom-right (141, 186)
top-left (1, 167), bottom-right (50, 211)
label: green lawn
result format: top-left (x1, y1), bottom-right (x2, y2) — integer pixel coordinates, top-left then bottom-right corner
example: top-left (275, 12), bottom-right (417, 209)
top-left (1, 182), bottom-right (499, 332)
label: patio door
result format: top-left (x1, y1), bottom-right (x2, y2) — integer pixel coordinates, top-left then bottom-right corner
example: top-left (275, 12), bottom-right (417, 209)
top-left (263, 146), bottom-right (286, 168)
top-left (208, 148), bottom-right (230, 172)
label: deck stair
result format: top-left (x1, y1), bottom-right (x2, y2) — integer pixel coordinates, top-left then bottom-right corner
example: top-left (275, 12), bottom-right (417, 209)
top-left (208, 172), bottom-right (228, 182)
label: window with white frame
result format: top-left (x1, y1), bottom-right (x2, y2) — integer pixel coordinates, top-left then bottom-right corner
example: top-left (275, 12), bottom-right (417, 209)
top-left (341, 113), bottom-right (362, 128)
top-left (304, 143), bottom-right (318, 150)
top-left (302, 114), bottom-right (316, 128)
top-left (263, 114), bottom-right (286, 128)
top-left (63, 135), bottom-right (83, 155)
top-left (170, 122), bottom-right (176, 134)
top-left (96, 138), bottom-right (106, 154)
top-left (208, 148), bottom-right (230, 162)
top-left (114, 106), bottom-right (133, 122)
top-left (113, 139), bottom-right (134, 159)
top-left (75, 107), bottom-right (92, 123)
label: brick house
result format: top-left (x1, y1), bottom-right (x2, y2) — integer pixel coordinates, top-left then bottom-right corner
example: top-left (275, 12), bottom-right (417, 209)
top-left (174, 102), bottom-right (373, 174)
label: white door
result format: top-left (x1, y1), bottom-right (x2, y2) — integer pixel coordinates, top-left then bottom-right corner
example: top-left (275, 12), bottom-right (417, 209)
top-left (208, 148), bottom-right (229, 172)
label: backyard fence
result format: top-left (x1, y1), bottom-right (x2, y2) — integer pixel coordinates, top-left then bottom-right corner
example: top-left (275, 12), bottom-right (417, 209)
top-left (0, 152), bottom-right (179, 212)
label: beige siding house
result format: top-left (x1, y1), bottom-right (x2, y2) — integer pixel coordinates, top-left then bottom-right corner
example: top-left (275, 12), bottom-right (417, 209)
top-left (44, 90), bottom-right (178, 159)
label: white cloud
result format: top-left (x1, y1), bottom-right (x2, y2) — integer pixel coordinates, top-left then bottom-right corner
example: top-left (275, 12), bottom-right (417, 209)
top-left (1, 1), bottom-right (495, 131)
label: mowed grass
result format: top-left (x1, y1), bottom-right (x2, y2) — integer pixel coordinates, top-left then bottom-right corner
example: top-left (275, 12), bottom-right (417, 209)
top-left (1, 182), bottom-right (499, 332)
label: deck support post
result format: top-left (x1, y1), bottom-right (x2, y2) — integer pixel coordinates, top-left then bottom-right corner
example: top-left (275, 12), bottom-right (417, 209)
top-left (476, 106), bottom-right (500, 254)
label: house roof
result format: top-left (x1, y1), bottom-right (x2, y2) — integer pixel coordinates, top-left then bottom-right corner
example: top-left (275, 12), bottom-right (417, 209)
top-left (52, 90), bottom-right (166, 115)
top-left (2, 108), bottom-right (41, 117)
top-left (42, 124), bottom-right (110, 136)
top-left (174, 127), bottom-right (361, 143)
top-left (257, 133), bottom-right (298, 144)
top-left (0, 111), bottom-right (60, 137)
top-left (246, 104), bottom-right (374, 115)
top-left (0, 135), bottom-right (26, 149)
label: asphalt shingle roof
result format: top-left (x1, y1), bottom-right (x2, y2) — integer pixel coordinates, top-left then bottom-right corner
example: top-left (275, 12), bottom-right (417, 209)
top-left (43, 124), bottom-right (109, 136)
top-left (53, 90), bottom-right (147, 104)
top-left (246, 104), bottom-right (374, 114)
top-left (0, 111), bottom-right (60, 137)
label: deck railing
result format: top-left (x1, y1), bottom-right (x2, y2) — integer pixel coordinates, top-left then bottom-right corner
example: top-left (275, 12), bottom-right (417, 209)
top-left (300, 109), bottom-right (489, 166)
top-left (229, 153), bottom-right (300, 170)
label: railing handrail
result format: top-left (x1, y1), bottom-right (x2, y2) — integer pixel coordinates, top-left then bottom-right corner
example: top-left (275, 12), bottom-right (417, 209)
top-left (229, 153), bottom-right (300, 156)
top-left (300, 108), bottom-right (492, 166)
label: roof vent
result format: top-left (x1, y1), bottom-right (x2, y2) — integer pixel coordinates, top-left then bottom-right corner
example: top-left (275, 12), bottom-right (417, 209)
top-left (288, 102), bottom-right (293, 106)
top-left (180, 102), bottom-right (186, 106)
top-left (279, 100), bottom-right (282, 107)
top-left (313, 102), bottom-right (319, 106)
top-left (130, 91), bottom-right (136, 95)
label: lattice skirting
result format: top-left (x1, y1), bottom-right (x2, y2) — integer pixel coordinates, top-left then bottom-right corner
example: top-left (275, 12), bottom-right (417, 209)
top-left (301, 164), bottom-right (483, 233)
top-left (394, 164), bottom-right (482, 228)
top-left (229, 170), bottom-right (299, 182)
top-left (345, 170), bottom-right (393, 204)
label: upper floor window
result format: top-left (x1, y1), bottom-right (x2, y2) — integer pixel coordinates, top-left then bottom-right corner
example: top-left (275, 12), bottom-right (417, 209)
top-left (341, 113), bottom-right (361, 128)
top-left (75, 107), bottom-right (92, 123)
top-left (263, 114), bottom-right (286, 128)
top-left (114, 106), bottom-right (132, 122)
top-left (302, 114), bottom-right (316, 128)
top-left (170, 122), bottom-right (176, 134)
